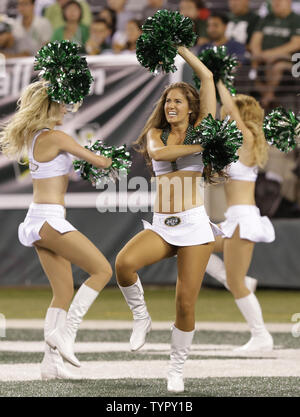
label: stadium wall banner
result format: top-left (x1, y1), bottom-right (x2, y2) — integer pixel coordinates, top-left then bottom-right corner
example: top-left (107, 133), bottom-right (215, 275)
top-left (0, 54), bottom-right (185, 194)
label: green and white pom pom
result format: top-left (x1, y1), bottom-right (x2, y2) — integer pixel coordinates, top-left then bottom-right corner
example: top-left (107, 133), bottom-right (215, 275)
top-left (193, 46), bottom-right (238, 99)
top-left (263, 107), bottom-right (300, 153)
top-left (185, 114), bottom-right (243, 174)
top-left (136, 9), bottom-right (197, 74)
top-left (34, 40), bottom-right (93, 105)
top-left (73, 141), bottom-right (132, 187)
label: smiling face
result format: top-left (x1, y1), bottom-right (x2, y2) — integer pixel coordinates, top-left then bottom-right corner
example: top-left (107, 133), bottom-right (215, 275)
top-left (164, 88), bottom-right (191, 125)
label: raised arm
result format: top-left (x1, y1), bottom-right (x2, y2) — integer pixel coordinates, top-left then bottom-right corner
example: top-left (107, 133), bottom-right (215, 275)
top-left (50, 130), bottom-right (112, 168)
top-left (177, 46), bottom-right (216, 124)
top-left (217, 80), bottom-right (253, 146)
top-left (147, 128), bottom-right (203, 161)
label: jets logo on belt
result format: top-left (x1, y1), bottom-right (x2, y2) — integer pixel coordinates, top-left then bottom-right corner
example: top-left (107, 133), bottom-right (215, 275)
top-left (29, 161), bottom-right (39, 172)
top-left (164, 216), bottom-right (181, 227)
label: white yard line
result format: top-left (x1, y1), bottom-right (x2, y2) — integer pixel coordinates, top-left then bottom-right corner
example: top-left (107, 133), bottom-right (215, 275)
top-left (1, 357), bottom-right (300, 382)
top-left (0, 341), bottom-right (297, 357)
top-left (0, 341), bottom-right (238, 353)
top-left (4, 320), bottom-right (294, 332)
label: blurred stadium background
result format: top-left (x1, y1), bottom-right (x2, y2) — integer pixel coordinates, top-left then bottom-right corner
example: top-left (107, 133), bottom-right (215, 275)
top-left (0, 0), bottom-right (300, 398)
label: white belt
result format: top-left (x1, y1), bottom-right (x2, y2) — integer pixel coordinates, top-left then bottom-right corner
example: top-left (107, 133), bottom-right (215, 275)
top-left (153, 206), bottom-right (207, 227)
top-left (27, 203), bottom-right (66, 219)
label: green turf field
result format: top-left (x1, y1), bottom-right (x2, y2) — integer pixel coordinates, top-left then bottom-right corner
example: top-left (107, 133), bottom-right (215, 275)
top-left (0, 286), bottom-right (299, 322)
top-left (1, 326), bottom-right (300, 397)
top-left (1, 287), bottom-right (300, 397)
top-left (1, 377), bottom-right (300, 397)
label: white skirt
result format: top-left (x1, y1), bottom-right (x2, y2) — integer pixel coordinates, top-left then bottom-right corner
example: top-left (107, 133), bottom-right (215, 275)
top-left (18, 203), bottom-right (77, 247)
top-left (220, 205), bottom-right (275, 243)
top-left (142, 206), bottom-right (223, 246)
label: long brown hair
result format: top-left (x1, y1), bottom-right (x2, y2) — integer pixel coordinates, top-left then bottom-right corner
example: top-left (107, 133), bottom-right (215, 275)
top-left (230, 94), bottom-right (269, 168)
top-left (134, 82), bottom-right (227, 183)
top-left (134, 82), bottom-right (221, 181)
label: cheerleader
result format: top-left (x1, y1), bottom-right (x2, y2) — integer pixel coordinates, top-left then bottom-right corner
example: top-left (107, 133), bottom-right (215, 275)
top-left (0, 78), bottom-right (112, 379)
top-left (205, 80), bottom-right (275, 352)
top-left (115, 45), bottom-right (225, 393)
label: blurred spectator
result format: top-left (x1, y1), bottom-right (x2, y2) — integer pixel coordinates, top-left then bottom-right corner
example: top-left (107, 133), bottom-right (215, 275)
top-left (3, 1), bottom-right (20, 18)
top-left (120, 19), bottom-right (142, 53)
top-left (198, 12), bottom-right (246, 63)
top-left (51, 0), bottom-right (89, 49)
top-left (85, 17), bottom-right (112, 55)
top-left (0, 0), bottom-right (9, 14)
top-left (197, 0), bottom-right (210, 20)
top-left (179, 0), bottom-right (209, 46)
top-left (45, 0), bottom-right (92, 30)
top-left (108, 0), bottom-right (135, 53)
top-left (226, 0), bottom-right (260, 47)
top-left (9, 0), bottom-right (52, 56)
top-left (107, 0), bottom-right (135, 33)
top-left (141, 0), bottom-right (166, 22)
top-left (0, 19), bottom-right (16, 56)
top-left (34, 0), bottom-right (54, 16)
top-left (249, 0), bottom-right (300, 108)
top-left (98, 6), bottom-right (117, 37)
top-left (256, 147), bottom-right (300, 218)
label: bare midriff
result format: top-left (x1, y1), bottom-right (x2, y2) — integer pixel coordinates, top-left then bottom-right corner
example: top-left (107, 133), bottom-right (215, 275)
top-left (224, 180), bottom-right (256, 207)
top-left (154, 170), bottom-right (204, 214)
top-left (32, 175), bottom-right (69, 206)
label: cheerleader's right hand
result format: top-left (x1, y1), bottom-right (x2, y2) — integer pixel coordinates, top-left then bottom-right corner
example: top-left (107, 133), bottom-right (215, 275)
top-left (103, 157), bottom-right (112, 168)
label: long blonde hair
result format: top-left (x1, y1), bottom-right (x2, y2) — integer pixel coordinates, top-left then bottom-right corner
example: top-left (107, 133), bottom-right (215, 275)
top-left (228, 94), bottom-right (269, 168)
top-left (0, 80), bottom-right (62, 162)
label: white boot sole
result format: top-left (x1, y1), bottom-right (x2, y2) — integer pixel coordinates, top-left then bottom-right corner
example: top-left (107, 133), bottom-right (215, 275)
top-left (167, 378), bottom-right (184, 393)
top-left (167, 387), bottom-right (184, 393)
top-left (41, 371), bottom-right (79, 381)
top-left (234, 344), bottom-right (273, 353)
top-left (233, 337), bottom-right (273, 353)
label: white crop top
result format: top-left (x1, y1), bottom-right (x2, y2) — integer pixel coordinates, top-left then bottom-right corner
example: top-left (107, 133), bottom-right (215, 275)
top-left (226, 160), bottom-right (258, 182)
top-left (152, 153), bottom-right (204, 176)
top-left (28, 129), bottom-right (73, 179)
top-left (152, 125), bottom-right (204, 176)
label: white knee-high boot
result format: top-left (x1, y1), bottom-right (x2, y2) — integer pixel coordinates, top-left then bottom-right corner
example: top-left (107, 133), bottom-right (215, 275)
top-left (234, 293), bottom-right (273, 352)
top-left (41, 308), bottom-right (76, 380)
top-left (118, 276), bottom-right (151, 351)
top-left (167, 326), bottom-right (195, 393)
top-left (206, 254), bottom-right (258, 292)
top-left (46, 284), bottom-right (99, 367)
